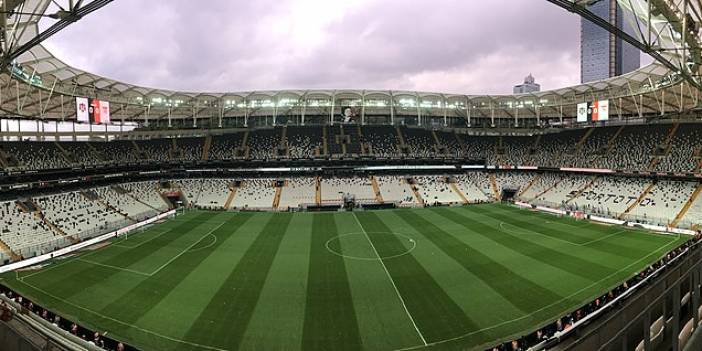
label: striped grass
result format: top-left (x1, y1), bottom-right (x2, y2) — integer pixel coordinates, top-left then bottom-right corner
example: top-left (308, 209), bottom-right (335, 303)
top-left (0, 204), bottom-right (686, 351)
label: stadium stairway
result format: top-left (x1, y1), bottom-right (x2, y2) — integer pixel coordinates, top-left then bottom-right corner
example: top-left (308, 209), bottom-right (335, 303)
top-left (53, 142), bottom-right (76, 165)
top-left (409, 179), bottom-right (424, 205)
top-left (86, 142), bottom-right (106, 163)
top-left (370, 176), bottom-right (384, 203)
top-left (517, 174), bottom-right (542, 198)
top-left (223, 185), bottom-right (239, 210)
top-left (577, 128), bottom-right (596, 148)
top-left (272, 182), bottom-right (284, 209)
top-left (339, 127), bottom-right (348, 156)
top-left (31, 204), bottom-right (78, 244)
top-left (648, 123), bottom-right (680, 171)
top-left (431, 131), bottom-right (445, 155)
top-left (529, 176), bottom-right (563, 202)
top-left (0, 239), bottom-right (20, 261)
top-left (357, 125), bottom-right (366, 156)
top-left (566, 176), bottom-right (599, 204)
top-left (91, 192), bottom-right (137, 223)
top-left (619, 181), bottom-right (657, 220)
top-left (605, 125), bottom-right (627, 153)
top-left (169, 139), bottom-right (178, 160)
top-left (239, 130), bottom-right (250, 159)
top-left (280, 126), bottom-right (290, 158)
top-left (489, 174), bottom-right (501, 200)
top-left (523, 135), bottom-right (542, 165)
top-left (454, 132), bottom-right (467, 156)
top-left (672, 182), bottom-right (702, 227)
top-left (130, 140), bottom-right (146, 160)
top-left (0, 148), bottom-right (8, 170)
top-left (114, 185), bottom-right (161, 212)
top-left (315, 176), bottom-right (321, 205)
top-left (395, 126), bottom-right (407, 154)
top-left (449, 181), bottom-right (469, 204)
top-left (202, 135), bottom-right (212, 160)
top-left (321, 128), bottom-right (329, 156)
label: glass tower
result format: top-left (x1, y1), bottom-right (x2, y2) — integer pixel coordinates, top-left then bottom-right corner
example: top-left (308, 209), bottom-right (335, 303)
top-left (581, 0), bottom-right (640, 83)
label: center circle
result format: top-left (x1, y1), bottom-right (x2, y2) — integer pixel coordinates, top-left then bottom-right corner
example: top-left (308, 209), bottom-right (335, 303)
top-left (325, 232), bottom-right (417, 261)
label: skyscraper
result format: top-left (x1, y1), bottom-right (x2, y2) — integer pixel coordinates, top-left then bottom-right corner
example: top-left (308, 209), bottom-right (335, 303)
top-left (581, 0), bottom-right (640, 83)
top-left (513, 74), bottom-right (541, 94)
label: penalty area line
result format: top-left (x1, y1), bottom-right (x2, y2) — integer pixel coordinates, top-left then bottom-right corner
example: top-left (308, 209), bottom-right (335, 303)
top-left (75, 258), bottom-right (151, 277)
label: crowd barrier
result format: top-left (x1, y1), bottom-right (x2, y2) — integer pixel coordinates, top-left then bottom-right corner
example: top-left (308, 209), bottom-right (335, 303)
top-left (514, 201), bottom-right (697, 236)
top-left (0, 209), bottom-right (176, 275)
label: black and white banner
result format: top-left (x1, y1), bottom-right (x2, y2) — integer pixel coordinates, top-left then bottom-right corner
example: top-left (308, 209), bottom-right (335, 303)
top-left (76, 97), bottom-right (111, 124)
top-left (577, 100), bottom-right (609, 122)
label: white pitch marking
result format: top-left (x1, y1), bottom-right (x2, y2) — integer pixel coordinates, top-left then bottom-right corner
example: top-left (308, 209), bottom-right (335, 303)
top-left (75, 258), bottom-right (151, 277)
top-left (351, 212), bottom-right (428, 346)
top-left (15, 279), bottom-right (229, 351)
top-left (112, 230), bottom-right (170, 249)
top-left (148, 222), bottom-right (226, 276)
top-left (394, 231), bottom-right (679, 351)
top-left (500, 222), bottom-right (630, 247)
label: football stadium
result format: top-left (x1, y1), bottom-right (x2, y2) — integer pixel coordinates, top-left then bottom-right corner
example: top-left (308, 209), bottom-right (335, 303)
top-left (0, 0), bottom-right (701, 350)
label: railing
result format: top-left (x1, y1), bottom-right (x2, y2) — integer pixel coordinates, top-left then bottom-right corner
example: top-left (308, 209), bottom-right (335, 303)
top-left (523, 198), bottom-right (685, 231)
top-left (3, 209), bottom-right (163, 266)
top-left (531, 238), bottom-right (702, 351)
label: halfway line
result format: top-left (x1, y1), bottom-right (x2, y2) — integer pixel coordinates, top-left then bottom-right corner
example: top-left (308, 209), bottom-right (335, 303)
top-left (352, 212), bottom-right (428, 346)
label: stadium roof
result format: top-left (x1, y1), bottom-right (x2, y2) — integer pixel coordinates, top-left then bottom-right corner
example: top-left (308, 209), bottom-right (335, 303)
top-left (0, 0), bottom-right (699, 121)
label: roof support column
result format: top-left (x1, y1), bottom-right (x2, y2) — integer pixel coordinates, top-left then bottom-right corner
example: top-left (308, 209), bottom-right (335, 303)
top-left (661, 90), bottom-right (665, 116)
top-left (219, 100), bottom-right (223, 128)
top-left (466, 97), bottom-right (471, 127)
top-left (559, 104), bottom-right (563, 124)
top-left (330, 93), bottom-right (336, 126)
top-left (416, 94), bottom-right (421, 127)
top-left (639, 94), bottom-right (643, 119)
top-left (361, 94), bottom-right (366, 126)
top-left (301, 98), bottom-right (306, 126)
top-left (536, 105), bottom-right (540, 126)
top-left (60, 95), bottom-right (65, 122)
top-left (167, 107), bottom-right (172, 128)
top-left (514, 105), bottom-right (518, 127)
top-left (193, 104), bottom-right (198, 128)
top-left (443, 96), bottom-right (448, 127)
top-left (390, 92), bottom-right (395, 125)
top-left (490, 101), bottom-right (495, 127)
top-left (273, 99), bottom-right (278, 126)
top-left (244, 100), bottom-right (248, 127)
top-left (15, 80), bottom-right (20, 114)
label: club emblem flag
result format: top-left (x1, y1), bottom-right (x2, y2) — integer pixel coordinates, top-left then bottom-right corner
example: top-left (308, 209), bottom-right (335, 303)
top-left (577, 100), bottom-right (609, 123)
top-left (76, 97), bottom-right (111, 124)
top-left (76, 97), bottom-right (89, 122)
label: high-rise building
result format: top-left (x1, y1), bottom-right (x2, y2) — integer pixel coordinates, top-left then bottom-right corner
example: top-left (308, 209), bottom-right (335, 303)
top-left (581, 0), bottom-right (640, 83)
top-left (513, 73), bottom-right (541, 94)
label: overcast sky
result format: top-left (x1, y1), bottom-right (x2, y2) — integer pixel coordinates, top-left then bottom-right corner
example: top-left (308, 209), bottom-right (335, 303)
top-left (42, 0), bottom-right (584, 95)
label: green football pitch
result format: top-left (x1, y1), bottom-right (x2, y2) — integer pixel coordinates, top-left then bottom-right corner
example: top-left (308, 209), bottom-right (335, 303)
top-left (0, 204), bottom-right (687, 351)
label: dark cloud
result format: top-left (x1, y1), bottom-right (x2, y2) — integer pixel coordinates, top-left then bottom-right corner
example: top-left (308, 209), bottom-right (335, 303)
top-left (42, 0), bottom-right (583, 94)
